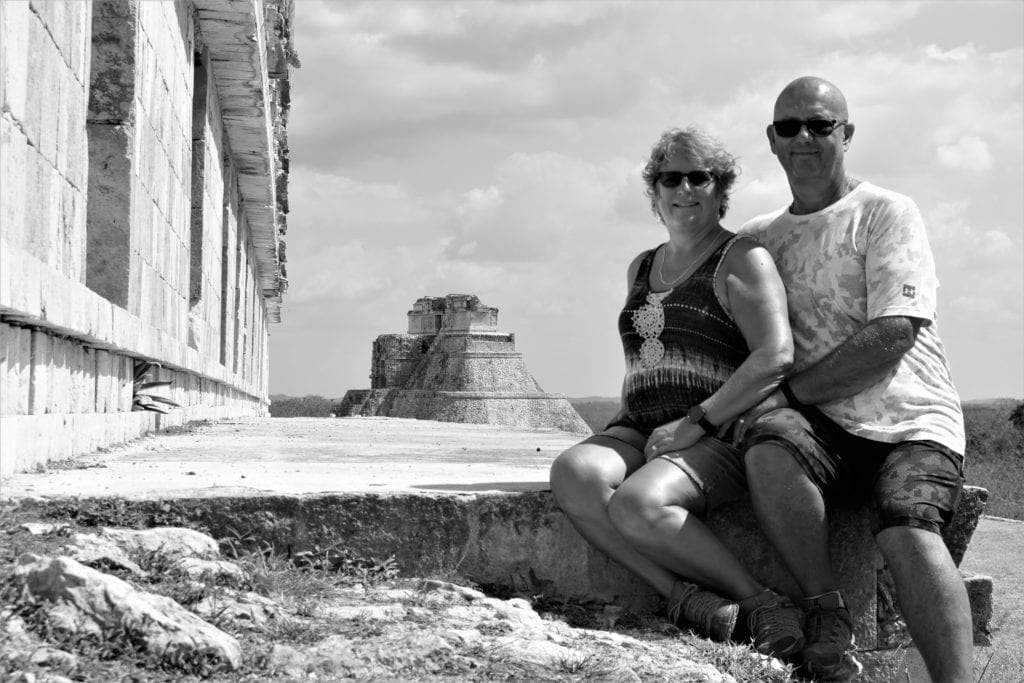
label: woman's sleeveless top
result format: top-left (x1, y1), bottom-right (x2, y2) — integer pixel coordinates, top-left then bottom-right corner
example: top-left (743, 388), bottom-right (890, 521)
top-left (612, 236), bottom-right (751, 434)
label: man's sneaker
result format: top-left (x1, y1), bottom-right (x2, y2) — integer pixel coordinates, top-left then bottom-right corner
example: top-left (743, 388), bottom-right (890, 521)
top-left (666, 580), bottom-right (739, 642)
top-left (800, 591), bottom-right (863, 681)
top-left (744, 589), bottom-right (805, 658)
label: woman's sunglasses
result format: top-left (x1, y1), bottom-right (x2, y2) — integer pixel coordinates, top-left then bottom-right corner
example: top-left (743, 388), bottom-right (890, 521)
top-left (771, 118), bottom-right (847, 138)
top-left (656, 170), bottom-right (715, 188)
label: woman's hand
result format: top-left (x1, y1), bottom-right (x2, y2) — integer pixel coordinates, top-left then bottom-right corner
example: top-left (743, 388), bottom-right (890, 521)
top-left (644, 418), bottom-right (705, 461)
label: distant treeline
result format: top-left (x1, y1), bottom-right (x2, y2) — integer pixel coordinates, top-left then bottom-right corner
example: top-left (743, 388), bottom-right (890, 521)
top-left (269, 394), bottom-right (335, 417)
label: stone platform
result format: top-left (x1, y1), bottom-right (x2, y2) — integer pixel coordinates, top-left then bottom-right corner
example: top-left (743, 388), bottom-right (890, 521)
top-left (0, 417), bottom-right (989, 649)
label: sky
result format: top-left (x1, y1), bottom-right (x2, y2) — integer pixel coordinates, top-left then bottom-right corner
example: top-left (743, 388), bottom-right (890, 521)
top-left (270, 0), bottom-right (1024, 403)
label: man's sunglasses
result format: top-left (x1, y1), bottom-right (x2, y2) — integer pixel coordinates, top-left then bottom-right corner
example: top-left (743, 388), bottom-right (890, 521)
top-left (771, 118), bottom-right (847, 138)
top-left (656, 170), bottom-right (715, 188)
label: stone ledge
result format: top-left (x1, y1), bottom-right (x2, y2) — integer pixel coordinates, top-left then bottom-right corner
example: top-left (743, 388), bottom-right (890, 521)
top-left (10, 485), bottom-right (988, 649)
top-left (8, 491), bottom-right (871, 645)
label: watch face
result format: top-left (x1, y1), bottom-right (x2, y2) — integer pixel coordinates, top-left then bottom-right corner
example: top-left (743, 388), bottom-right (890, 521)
top-left (687, 405), bottom-right (705, 422)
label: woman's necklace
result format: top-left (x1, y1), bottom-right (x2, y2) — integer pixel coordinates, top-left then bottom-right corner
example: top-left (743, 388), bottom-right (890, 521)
top-left (656, 231), bottom-right (722, 289)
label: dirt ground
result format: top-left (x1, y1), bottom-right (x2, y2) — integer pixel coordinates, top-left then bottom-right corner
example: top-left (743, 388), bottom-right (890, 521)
top-left (960, 516), bottom-right (1024, 677)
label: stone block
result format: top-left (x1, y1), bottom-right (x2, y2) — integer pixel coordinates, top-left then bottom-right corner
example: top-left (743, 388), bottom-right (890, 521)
top-left (49, 336), bottom-right (71, 414)
top-left (1, 117), bottom-right (29, 251)
top-left (943, 485), bottom-right (988, 566)
top-left (93, 297), bottom-right (114, 344)
top-left (118, 354), bottom-right (133, 413)
top-left (82, 346), bottom-right (97, 413)
top-left (1, 240), bottom-right (42, 317)
top-left (29, 329), bottom-right (51, 414)
top-left (56, 74), bottom-right (70, 178)
top-left (95, 350), bottom-right (112, 413)
top-left (24, 16), bottom-right (47, 149)
top-left (0, 322), bottom-right (32, 415)
top-left (67, 341), bottom-right (82, 413)
top-left (25, 152), bottom-right (47, 261)
top-left (1, 1), bottom-right (31, 125)
top-left (44, 164), bottom-right (63, 269)
top-left (39, 41), bottom-right (60, 167)
top-left (963, 572), bottom-right (993, 646)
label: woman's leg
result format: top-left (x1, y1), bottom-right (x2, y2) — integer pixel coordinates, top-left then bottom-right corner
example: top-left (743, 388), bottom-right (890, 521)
top-left (609, 449), bottom-right (806, 655)
top-left (549, 433), bottom-right (680, 598)
top-left (607, 457), bottom-right (762, 600)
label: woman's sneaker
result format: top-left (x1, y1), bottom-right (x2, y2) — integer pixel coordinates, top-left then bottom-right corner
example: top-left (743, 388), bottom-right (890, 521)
top-left (744, 589), bottom-right (805, 658)
top-left (800, 591), bottom-right (863, 681)
top-left (667, 580), bottom-right (739, 642)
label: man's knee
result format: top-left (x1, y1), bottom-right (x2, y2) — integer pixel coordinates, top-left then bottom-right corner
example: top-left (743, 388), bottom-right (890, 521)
top-left (873, 442), bottom-right (963, 535)
top-left (743, 441), bottom-right (802, 480)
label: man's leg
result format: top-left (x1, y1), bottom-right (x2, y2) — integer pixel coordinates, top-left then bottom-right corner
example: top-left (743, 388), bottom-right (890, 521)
top-left (876, 527), bottom-right (973, 682)
top-left (745, 440), bottom-right (859, 678)
top-left (744, 442), bottom-right (836, 595)
top-left (873, 442), bottom-right (973, 682)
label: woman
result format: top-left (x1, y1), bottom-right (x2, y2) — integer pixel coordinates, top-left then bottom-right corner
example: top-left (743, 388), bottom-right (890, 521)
top-left (549, 127), bottom-right (802, 656)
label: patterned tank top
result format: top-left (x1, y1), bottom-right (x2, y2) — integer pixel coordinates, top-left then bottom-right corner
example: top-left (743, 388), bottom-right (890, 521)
top-left (611, 235), bottom-right (752, 434)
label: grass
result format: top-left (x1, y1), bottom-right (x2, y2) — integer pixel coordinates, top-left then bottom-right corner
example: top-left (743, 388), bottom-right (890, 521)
top-left (962, 401), bottom-right (1024, 520)
top-left (0, 504), bottom-right (800, 682)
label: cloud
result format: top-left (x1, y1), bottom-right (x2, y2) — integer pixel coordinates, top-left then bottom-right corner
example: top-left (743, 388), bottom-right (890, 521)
top-left (936, 136), bottom-right (994, 172)
top-left (444, 151), bottom-right (644, 263)
top-left (926, 43), bottom-right (976, 61)
top-left (815, 2), bottom-right (922, 39)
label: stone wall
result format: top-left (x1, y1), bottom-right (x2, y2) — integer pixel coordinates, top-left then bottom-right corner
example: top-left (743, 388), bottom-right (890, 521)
top-left (0, 0), bottom-right (296, 476)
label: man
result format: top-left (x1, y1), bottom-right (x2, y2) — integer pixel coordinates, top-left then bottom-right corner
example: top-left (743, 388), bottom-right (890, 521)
top-left (738, 76), bottom-right (973, 681)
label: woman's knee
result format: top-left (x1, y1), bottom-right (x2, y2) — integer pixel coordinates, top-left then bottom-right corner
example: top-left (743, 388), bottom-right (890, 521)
top-left (549, 446), bottom-right (612, 514)
top-left (607, 485), bottom-right (650, 539)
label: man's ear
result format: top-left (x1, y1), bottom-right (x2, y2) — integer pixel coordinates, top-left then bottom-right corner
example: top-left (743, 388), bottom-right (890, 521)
top-left (766, 124), bottom-right (777, 153)
top-left (842, 122), bottom-right (855, 149)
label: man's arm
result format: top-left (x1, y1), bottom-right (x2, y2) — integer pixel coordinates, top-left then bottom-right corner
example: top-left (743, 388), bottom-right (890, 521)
top-left (734, 315), bottom-right (922, 439)
top-left (785, 315), bottom-right (922, 406)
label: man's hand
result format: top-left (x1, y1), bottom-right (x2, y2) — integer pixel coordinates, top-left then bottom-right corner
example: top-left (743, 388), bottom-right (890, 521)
top-left (733, 389), bottom-right (789, 445)
top-left (644, 418), bottom-right (705, 462)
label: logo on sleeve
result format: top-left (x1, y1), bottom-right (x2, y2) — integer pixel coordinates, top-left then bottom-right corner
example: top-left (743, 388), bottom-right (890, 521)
top-left (902, 284), bottom-right (916, 298)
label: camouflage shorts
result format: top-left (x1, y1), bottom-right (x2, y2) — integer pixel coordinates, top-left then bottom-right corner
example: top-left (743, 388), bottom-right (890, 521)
top-left (743, 407), bottom-right (965, 534)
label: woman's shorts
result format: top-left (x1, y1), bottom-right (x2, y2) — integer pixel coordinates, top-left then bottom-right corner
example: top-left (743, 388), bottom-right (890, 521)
top-left (742, 407), bottom-right (965, 534)
top-left (591, 424), bottom-right (748, 515)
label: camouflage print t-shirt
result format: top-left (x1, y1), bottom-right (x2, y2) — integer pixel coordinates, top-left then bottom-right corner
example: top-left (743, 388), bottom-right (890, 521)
top-left (741, 182), bottom-right (965, 455)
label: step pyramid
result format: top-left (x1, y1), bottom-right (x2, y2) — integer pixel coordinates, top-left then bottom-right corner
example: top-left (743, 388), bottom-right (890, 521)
top-left (339, 295), bottom-right (590, 434)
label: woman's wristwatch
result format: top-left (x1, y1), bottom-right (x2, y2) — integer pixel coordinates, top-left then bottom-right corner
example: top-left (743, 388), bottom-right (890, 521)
top-left (686, 404), bottom-right (717, 434)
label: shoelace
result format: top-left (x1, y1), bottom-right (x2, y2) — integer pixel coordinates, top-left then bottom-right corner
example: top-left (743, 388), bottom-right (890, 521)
top-left (748, 595), bottom-right (796, 634)
top-left (668, 582), bottom-right (731, 633)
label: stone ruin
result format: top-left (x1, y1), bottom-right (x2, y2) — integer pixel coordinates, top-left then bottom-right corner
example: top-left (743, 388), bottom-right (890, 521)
top-left (336, 295), bottom-right (590, 434)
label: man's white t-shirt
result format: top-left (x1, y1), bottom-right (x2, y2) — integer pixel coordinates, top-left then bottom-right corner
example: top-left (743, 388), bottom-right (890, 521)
top-left (741, 181), bottom-right (965, 454)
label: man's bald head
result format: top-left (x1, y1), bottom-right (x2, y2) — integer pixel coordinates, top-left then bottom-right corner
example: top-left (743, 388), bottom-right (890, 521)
top-left (774, 76), bottom-right (850, 121)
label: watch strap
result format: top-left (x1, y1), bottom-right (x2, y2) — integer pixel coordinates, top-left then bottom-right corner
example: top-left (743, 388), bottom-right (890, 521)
top-left (696, 415), bottom-right (716, 434)
top-left (780, 380), bottom-right (803, 408)
top-left (687, 404), bottom-right (717, 434)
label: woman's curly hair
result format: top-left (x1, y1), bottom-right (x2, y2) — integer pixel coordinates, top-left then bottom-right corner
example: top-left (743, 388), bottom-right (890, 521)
top-left (641, 126), bottom-right (740, 220)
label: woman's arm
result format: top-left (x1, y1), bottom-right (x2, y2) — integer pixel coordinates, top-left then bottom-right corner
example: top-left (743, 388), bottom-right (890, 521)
top-left (645, 240), bottom-right (792, 458)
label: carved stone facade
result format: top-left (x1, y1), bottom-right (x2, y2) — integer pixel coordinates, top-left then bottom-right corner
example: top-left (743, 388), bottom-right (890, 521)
top-left (339, 295), bottom-right (590, 434)
top-left (0, 0), bottom-right (297, 475)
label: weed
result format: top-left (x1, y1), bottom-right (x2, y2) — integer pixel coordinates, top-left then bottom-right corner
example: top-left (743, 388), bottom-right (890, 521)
top-left (132, 360), bottom-right (181, 414)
